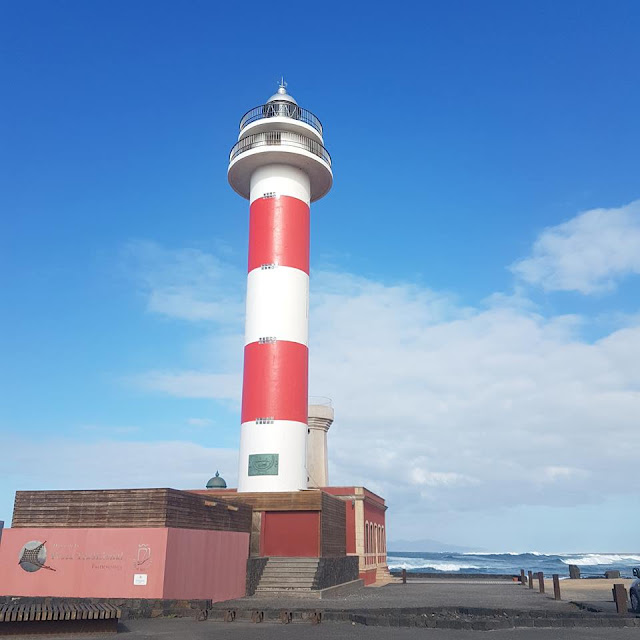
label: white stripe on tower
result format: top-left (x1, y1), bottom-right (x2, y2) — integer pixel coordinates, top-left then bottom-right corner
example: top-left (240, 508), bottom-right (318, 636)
top-left (238, 165), bottom-right (311, 492)
top-left (244, 267), bottom-right (309, 347)
top-left (250, 164), bottom-right (311, 206)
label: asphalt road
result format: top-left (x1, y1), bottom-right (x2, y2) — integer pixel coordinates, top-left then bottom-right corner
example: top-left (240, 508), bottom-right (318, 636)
top-left (10, 618), bottom-right (640, 639)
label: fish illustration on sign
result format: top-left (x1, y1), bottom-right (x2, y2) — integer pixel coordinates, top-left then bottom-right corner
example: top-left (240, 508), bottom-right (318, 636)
top-left (18, 540), bottom-right (56, 572)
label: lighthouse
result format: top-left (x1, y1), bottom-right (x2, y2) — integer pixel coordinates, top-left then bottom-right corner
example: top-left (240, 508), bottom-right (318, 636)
top-left (228, 82), bottom-right (333, 492)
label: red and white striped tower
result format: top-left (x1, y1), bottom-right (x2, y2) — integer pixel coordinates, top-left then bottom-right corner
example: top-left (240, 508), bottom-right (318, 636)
top-left (228, 83), bottom-right (332, 492)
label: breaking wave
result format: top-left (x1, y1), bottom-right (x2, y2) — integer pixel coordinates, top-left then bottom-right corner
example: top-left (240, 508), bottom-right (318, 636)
top-left (386, 550), bottom-right (640, 577)
top-left (387, 557), bottom-right (481, 572)
top-left (462, 551), bottom-right (543, 556)
top-left (560, 554), bottom-right (640, 566)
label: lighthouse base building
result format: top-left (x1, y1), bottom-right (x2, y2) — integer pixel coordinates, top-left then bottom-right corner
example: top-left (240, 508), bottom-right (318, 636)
top-left (0, 398), bottom-right (389, 601)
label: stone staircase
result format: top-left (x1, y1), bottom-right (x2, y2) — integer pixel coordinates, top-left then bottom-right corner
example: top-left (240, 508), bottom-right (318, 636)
top-left (255, 557), bottom-right (320, 594)
top-left (374, 565), bottom-right (400, 585)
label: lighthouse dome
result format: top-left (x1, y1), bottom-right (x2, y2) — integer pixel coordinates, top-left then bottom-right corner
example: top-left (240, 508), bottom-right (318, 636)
top-left (267, 85), bottom-right (298, 105)
top-left (206, 471), bottom-right (227, 489)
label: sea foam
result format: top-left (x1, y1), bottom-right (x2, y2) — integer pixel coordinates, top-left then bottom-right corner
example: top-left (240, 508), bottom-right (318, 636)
top-left (387, 557), bottom-right (481, 572)
top-left (560, 554), bottom-right (640, 566)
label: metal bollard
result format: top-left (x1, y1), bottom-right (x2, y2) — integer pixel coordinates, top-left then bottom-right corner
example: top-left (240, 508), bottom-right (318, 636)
top-left (402, 568), bottom-right (407, 584)
top-left (612, 584), bottom-right (628, 614)
top-left (279, 610), bottom-right (293, 624)
top-left (251, 610), bottom-right (264, 623)
top-left (552, 574), bottom-right (561, 600)
top-left (537, 572), bottom-right (545, 594)
top-left (528, 570), bottom-right (533, 589)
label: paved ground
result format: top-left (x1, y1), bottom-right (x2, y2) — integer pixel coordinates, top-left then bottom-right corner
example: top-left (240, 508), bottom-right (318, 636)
top-left (4, 581), bottom-right (637, 638)
top-left (10, 618), bottom-right (640, 639)
top-left (543, 578), bottom-right (635, 614)
top-left (213, 581), bottom-right (579, 612)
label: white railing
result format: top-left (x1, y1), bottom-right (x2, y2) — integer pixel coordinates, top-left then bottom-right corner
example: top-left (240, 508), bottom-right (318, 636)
top-left (230, 131), bottom-right (331, 166)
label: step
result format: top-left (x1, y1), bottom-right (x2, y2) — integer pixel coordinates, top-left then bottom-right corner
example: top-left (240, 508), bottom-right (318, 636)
top-left (264, 563), bottom-right (319, 569)
top-left (261, 568), bottom-right (318, 575)
top-left (260, 584), bottom-right (317, 588)
top-left (260, 575), bottom-right (317, 581)
top-left (266, 561), bottom-right (319, 567)
top-left (266, 559), bottom-right (319, 564)
top-left (267, 557), bottom-right (319, 561)
top-left (259, 576), bottom-right (316, 582)
top-left (262, 567), bottom-right (318, 572)
top-left (258, 577), bottom-right (317, 584)
top-left (255, 587), bottom-right (315, 592)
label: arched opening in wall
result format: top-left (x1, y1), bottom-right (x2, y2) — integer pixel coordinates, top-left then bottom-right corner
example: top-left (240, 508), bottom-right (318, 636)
top-left (364, 521), bottom-right (369, 554)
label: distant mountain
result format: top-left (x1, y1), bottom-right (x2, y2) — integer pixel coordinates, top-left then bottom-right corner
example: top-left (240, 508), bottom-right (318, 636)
top-left (387, 539), bottom-right (485, 553)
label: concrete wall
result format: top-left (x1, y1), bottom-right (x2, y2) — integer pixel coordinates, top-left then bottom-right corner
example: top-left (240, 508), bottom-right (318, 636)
top-left (0, 527), bottom-right (169, 599)
top-left (0, 527), bottom-right (249, 602)
top-left (315, 556), bottom-right (359, 589)
top-left (163, 529), bottom-right (249, 601)
top-left (245, 557), bottom-right (268, 596)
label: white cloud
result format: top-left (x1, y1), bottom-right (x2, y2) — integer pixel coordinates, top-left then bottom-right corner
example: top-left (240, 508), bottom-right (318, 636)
top-left (188, 417), bottom-right (215, 427)
top-left (130, 369), bottom-right (241, 401)
top-left (4, 439), bottom-right (237, 490)
top-left (80, 424), bottom-right (140, 434)
top-left (0, 439), bottom-right (237, 522)
top-left (113, 226), bottom-right (640, 538)
top-left (306, 271), bottom-right (640, 522)
top-left (511, 199), bottom-right (640, 293)
top-left (409, 468), bottom-right (478, 488)
top-left (122, 240), bottom-right (244, 323)
top-left (539, 466), bottom-right (590, 484)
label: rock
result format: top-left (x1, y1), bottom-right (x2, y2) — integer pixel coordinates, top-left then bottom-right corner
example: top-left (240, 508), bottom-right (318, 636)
top-left (605, 570), bottom-right (621, 579)
top-left (569, 565), bottom-right (581, 579)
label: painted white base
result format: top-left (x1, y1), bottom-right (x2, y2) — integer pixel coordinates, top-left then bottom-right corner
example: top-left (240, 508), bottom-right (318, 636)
top-left (238, 420), bottom-right (308, 492)
top-left (249, 164), bottom-right (311, 205)
top-left (245, 267), bottom-right (309, 346)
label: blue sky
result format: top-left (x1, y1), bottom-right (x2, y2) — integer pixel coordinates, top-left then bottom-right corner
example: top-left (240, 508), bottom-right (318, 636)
top-left (2, 0), bottom-right (639, 551)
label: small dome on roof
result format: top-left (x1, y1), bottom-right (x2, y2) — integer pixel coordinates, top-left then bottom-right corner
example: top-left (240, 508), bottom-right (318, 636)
top-left (267, 83), bottom-right (297, 105)
top-left (206, 471), bottom-right (227, 489)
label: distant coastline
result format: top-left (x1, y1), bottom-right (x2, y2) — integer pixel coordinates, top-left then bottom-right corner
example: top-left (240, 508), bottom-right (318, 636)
top-left (388, 539), bottom-right (484, 553)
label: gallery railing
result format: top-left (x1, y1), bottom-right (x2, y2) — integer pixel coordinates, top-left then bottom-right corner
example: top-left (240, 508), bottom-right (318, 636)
top-left (239, 102), bottom-right (323, 136)
top-left (230, 131), bottom-right (331, 166)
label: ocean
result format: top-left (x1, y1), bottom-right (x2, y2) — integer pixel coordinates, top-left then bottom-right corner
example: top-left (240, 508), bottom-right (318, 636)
top-left (387, 551), bottom-right (640, 579)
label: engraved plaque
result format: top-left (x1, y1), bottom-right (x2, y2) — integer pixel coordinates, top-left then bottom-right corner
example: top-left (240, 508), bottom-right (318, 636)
top-left (248, 453), bottom-right (279, 476)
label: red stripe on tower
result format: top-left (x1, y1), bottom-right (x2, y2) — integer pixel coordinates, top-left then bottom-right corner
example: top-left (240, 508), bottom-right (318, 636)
top-left (248, 196), bottom-right (310, 274)
top-left (241, 340), bottom-right (309, 424)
